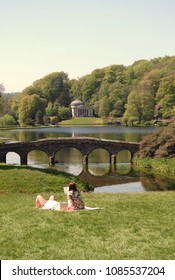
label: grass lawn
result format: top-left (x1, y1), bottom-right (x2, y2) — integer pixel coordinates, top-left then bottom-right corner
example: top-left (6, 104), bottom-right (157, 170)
top-left (0, 164), bottom-right (175, 260)
top-left (59, 117), bottom-right (105, 126)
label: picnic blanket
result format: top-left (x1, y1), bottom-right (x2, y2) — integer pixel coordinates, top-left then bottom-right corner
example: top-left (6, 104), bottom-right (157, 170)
top-left (39, 203), bottom-right (103, 211)
top-left (84, 206), bottom-right (104, 210)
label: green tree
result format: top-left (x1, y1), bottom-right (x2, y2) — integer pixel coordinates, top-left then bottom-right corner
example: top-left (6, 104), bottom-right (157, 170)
top-left (11, 92), bottom-right (23, 120)
top-left (126, 59), bottom-right (152, 82)
top-left (50, 116), bottom-right (58, 125)
top-left (123, 91), bottom-right (142, 124)
top-left (45, 102), bottom-right (55, 117)
top-left (0, 83), bottom-right (5, 116)
top-left (81, 75), bottom-right (100, 104)
top-left (156, 74), bottom-right (175, 118)
top-left (140, 69), bottom-right (161, 97)
top-left (108, 82), bottom-right (129, 117)
top-left (122, 89), bottom-right (155, 125)
top-left (57, 106), bottom-right (71, 121)
top-left (99, 96), bottom-right (111, 117)
top-left (103, 65), bottom-right (126, 84)
top-left (33, 72), bottom-right (70, 104)
top-left (18, 95), bottom-right (46, 126)
top-left (0, 114), bottom-right (16, 126)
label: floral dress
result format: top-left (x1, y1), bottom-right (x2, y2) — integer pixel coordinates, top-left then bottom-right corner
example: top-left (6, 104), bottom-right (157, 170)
top-left (67, 190), bottom-right (85, 210)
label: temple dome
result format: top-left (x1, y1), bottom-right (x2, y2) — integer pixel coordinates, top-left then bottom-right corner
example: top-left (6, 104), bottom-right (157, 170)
top-left (70, 100), bottom-right (84, 107)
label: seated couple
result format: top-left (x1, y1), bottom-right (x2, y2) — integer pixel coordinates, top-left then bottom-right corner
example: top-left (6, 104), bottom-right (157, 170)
top-left (36, 182), bottom-right (85, 211)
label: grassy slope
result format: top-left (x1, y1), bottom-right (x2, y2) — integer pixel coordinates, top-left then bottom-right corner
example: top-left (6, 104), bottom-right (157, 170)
top-left (133, 156), bottom-right (175, 176)
top-left (59, 117), bottom-right (105, 126)
top-left (0, 164), bottom-right (175, 260)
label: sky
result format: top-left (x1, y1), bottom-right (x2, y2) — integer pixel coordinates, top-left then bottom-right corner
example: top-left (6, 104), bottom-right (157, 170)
top-left (1, 0), bottom-right (175, 93)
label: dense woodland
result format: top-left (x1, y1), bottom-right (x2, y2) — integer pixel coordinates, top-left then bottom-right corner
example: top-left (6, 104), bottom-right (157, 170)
top-left (0, 55), bottom-right (175, 127)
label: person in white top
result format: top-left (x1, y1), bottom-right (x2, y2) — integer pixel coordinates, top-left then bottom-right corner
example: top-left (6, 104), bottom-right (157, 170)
top-left (35, 194), bottom-right (60, 210)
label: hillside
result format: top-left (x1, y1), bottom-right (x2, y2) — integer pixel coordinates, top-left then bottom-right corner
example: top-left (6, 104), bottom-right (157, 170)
top-left (1, 56), bottom-right (175, 126)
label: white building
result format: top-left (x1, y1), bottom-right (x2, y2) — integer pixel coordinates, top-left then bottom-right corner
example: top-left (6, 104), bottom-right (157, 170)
top-left (70, 100), bottom-right (94, 118)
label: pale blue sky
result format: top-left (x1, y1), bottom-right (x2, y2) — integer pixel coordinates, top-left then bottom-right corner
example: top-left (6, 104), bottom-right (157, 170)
top-left (1, 0), bottom-right (175, 92)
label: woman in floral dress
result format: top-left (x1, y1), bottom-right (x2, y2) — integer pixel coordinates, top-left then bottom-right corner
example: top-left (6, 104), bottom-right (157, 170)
top-left (67, 182), bottom-right (85, 211)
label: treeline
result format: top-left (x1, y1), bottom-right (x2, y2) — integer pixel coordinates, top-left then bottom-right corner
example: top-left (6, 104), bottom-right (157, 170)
top-left (0, 55), bottom-right (175, 126)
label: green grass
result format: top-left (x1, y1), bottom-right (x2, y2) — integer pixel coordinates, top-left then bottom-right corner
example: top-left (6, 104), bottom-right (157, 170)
top-left (133, 156), bottom-right (175, 176)
top-left (59, 117), bottom-right (105, 126)
top-left (0, 164), bottom-right (175, 260)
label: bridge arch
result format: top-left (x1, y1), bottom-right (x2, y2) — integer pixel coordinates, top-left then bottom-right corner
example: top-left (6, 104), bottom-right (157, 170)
top-left (27, 150), bottom-right (49, 167)
top-left (54, 146), bottom-right (83, 162)
top-left (6, 152), bottom-right (20, 165)
top-left (88, 147), bottom-right (110, 162)
top-left (116, 149), bottom-right (132, 163)
top-left (55, 147), bottom-right (83, 175)
top-left (87, 148), bottom-right (111, 176)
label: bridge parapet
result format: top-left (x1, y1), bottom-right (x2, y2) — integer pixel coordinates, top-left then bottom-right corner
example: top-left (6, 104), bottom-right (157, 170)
top-left (0, 137), bottom-right (140, 166)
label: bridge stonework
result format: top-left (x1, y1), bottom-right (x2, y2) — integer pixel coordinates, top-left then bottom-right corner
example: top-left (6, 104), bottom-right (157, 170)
top-left (0, 137), bottom-right (140, 166)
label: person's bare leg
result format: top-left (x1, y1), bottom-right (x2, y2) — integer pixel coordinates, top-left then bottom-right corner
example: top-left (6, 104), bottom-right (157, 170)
top-left (36, 195), bottom-right (47, 208)
top-left (48, 195), bottom-right (56, 201)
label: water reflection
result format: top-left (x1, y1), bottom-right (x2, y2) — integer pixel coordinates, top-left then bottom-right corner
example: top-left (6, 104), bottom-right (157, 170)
top-left (88, 149), bottom-right (110, 175)
top-left (94, 182), bottom-right (145, 193)
top-left (0, 125), bottom-right (160, 143)
top-left (93, 175), bottom-right (175, 193)
top-left (78, 165), bottom-right (139, 187)
top-left (88, 163), bottom-right (110, 176)
top-left (140, 175), bottom-right (175, 191)
top-left (55, 148), bottom-right (82, 176)
top-left (28, 150), bottom-right (49, 167)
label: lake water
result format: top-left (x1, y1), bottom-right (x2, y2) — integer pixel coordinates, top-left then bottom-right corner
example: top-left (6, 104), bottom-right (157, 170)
top-left (1, 125), bottom-right (175, 193)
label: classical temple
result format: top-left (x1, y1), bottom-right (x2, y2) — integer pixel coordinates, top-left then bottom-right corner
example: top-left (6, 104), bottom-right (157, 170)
top-left (70, 100), bottom-right (94, 118)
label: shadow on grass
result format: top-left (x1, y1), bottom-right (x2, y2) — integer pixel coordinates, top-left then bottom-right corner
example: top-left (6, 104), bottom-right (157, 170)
top-left (0, 163), bottom-right (92, 192)
top-left (0, 163), bottom-right (71, 176)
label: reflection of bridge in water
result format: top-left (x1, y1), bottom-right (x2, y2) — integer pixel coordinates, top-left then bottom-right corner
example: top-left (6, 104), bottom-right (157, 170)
top-left (78, 167), bottom-right (140, 187)
top-left (0, 137), bottom-right (140, 166)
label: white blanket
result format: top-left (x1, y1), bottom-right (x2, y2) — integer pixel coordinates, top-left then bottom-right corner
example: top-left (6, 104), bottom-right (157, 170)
top-left (84, 206), bottom-right (104, 210)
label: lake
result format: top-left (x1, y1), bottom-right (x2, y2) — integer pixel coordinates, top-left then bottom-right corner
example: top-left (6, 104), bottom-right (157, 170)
top-left (1, 125), bottom-right (175, 193)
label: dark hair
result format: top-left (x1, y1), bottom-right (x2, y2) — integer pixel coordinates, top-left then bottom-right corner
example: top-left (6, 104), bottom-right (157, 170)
top-left (69, 182), bottom-right (77, 191)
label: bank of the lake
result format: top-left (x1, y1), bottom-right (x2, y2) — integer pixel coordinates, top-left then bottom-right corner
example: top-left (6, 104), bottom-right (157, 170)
top-left (58, 117), bottom-right (169, 126)
top-left (59, 117), bottom-right (105, 126)
top-left (0, 164), bottom-right (175, 259)
top-left (133, 156), bottom-right (175, 177)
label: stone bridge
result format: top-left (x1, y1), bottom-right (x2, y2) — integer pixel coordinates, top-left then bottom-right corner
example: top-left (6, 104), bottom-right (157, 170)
top-left (0, 137), bottom-right (140, 166)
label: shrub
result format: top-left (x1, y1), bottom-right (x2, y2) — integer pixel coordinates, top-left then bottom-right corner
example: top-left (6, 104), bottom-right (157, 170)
top-left (0, 114), bottom-right (16, 127)
top-left (138, 121), bottom-right (175, 158)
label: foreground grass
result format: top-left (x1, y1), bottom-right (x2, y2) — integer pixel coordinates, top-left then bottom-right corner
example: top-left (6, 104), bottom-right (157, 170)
top-left (0, 164), bottom-right (175, 260)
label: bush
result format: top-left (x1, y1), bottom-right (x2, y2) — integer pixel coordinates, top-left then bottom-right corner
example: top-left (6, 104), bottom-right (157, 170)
top-left (138, 121), bottom-right (175, 158)
top-left (0, 114), bottom-right (16, 127)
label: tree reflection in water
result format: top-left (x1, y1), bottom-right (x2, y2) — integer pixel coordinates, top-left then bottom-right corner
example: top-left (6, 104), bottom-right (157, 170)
top-left (140, 175), bottom-right (175, 192)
